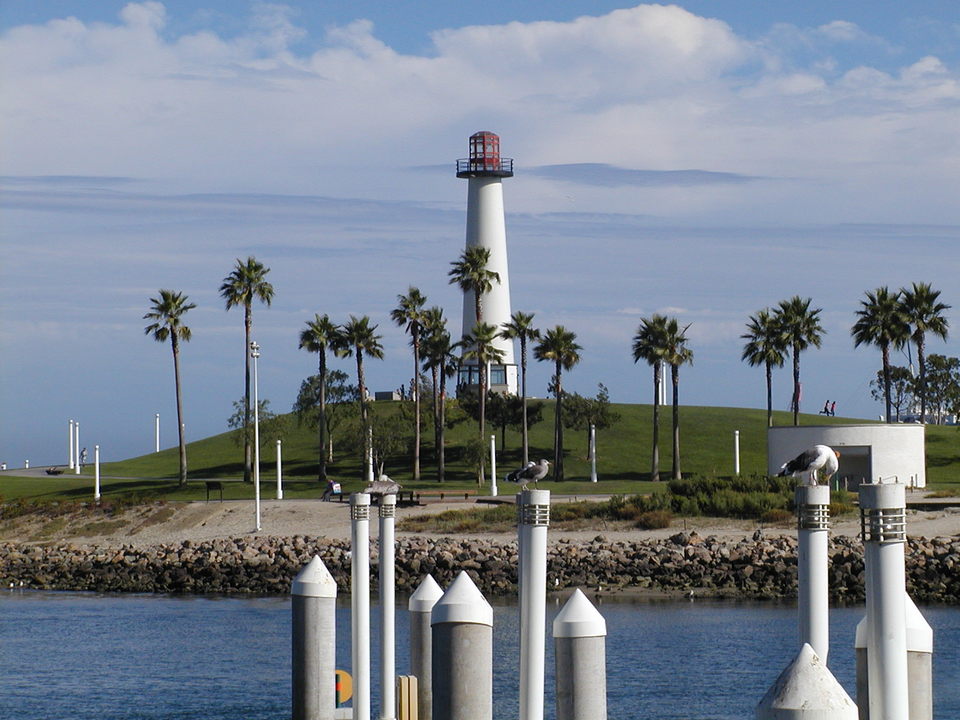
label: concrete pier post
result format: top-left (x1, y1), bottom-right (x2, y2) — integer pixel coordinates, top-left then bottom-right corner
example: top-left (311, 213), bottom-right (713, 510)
top-left (855, 592), bottom-right (934, 720)
top-left (276, 439), bottom-right (283, 500)
top-left (756, 644), bottom-right (857, 719)
top-left (69, 419), bottom-right (75, 469)
top-left (409, 575), bottom-right (443, 720)
top-left (490, 435), bottom-right (498, 497)
top-left (351, 492), bottom-right (371, 720)
top-left (292, 555), bottom-right (338, 720)
top-left (553, 589), bottom-right (607, 720)
top-left (796, 484), bottom-right (830, 662)
top-left (518, 488), bottom-right (550, 720)
top-left (94, 445), bottom-right (101, 501)
top-left (379, 494), bottom-right (397, 720)
top-left (860, 481), bottom-right (909, 720)
top-left (589, 425), bottom-right (597, 483)
top-left (431, 571), bottom-right (493, 720)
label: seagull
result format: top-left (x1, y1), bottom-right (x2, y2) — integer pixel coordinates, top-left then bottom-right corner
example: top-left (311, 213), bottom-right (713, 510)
top-left (777, 445), bottom-right (840, 486)
top-left (505, 459), bottom-right (550, 489)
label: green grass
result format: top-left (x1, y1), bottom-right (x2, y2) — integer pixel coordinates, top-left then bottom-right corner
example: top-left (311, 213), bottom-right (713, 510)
top-left (6, 402), bottom-right (959, 504)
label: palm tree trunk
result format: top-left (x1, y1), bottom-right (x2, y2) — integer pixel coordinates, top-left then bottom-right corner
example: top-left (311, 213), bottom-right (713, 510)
top-left (917, 337), bottom-right (927, 422)
top-left (438, 367), bottom-right (447, 482)
top-left (651, 363), bottom-right (660, 481)
top-left (318, 352), bottom-right (327, 482)
top-left (413, 336), bottom-right (421, 480)
top-left (520, 342), bottom-right (529, 466)
top-left (765, 361), bottom-right (773, 428)
top-left (554, 359), bottom-right (564, 482)
top-left (881, 343), bottom-right (892, 423)
top-left (478, 365), bottom-right (487, 485)
top-left (356, 351), bottom-right (369, 469)
top-left (243, 305), bottom-right (252, 483)
top-left (430, 364), bottom-right (440, 476)
top-left (171, 335), bottom-right (187, 487)
top-left (792, 345), bottom-right (801, 426)
top-left (671, 363), bottom-right (680, 481)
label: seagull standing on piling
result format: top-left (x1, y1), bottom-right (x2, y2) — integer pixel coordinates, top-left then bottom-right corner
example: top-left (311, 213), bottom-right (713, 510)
top-left (777, 445), bottom-right (840, 485)
top-left (506, 459), bottom-right (551, 490)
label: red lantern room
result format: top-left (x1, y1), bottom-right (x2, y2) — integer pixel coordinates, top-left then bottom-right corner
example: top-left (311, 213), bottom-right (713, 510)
top-left (456, 131), bottom-right (514, 178)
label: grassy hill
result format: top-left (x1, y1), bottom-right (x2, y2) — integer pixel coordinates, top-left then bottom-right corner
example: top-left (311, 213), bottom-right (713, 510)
top-left (4, 402), bottom-right (953, 504)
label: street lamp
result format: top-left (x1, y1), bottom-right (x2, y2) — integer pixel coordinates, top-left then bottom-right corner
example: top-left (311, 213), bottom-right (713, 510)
top-left (250, 340), bottom-right (261, 532)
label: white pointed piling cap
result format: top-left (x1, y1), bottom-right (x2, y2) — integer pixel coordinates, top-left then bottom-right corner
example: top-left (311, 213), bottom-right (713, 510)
top-left (291, 555), bottom-right (338, 598)
top-left (350, 492), bottom-right (371, 507)
top-left (553, 588), bottom-right (607, 638)
top-left (855, 593), bottom-right (933, 653)
top-left (431, 571), bottom-right (492, 627)
top-left (756, 644), bottom-right (857, 719)
top-left (409, 574), bottom-right (444, 613)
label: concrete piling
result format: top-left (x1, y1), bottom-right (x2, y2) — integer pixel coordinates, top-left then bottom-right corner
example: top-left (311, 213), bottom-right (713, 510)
top-left (518, 488), bottom-right (549, 720)
top-left (796, 484), bottom-right (830, 662)
top-left (409, 575), bottom-right (443, 720)
top-left (553, 589), bottom-right (607, 720)
top-left (756, 644), bottom-right (857, 719)
top-left (292, 555), bottom-right (338, 720)
top-left (379, 494), bottom-right (397, 720)
top-left (431, 571), bottom-right (492, 720)
top-left (351, 492), bottom-right (372, 720)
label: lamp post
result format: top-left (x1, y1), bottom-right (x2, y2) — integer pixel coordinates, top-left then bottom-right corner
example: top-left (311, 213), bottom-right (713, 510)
top-left (251, 340), bottom-right (262, 532)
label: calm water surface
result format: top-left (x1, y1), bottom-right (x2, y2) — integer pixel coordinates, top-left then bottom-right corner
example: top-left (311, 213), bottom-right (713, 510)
top-left (1, 591), bottom-right (957, 720)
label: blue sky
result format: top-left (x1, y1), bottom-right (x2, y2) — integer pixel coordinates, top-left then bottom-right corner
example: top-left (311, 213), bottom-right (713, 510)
top-left (1, 2), bottom-right (958, 467)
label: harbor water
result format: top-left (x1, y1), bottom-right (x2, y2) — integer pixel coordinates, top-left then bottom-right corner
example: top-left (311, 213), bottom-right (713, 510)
top-left (1, 591), bottom-right (958, 719)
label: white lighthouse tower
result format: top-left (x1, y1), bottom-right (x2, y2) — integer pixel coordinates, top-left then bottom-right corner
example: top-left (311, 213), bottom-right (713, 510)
top-left (456, 131), bottom-right (518, 395)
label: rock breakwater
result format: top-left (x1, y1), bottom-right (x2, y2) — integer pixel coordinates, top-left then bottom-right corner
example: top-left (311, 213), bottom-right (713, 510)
top-left (2, 533), bottom-right (958, 602)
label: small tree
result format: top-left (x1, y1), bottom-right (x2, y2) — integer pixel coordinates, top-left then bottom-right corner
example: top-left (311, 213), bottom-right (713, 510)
top-left (921, 354), bottom-right (960, 424)
top-left (562, 383), bottom-right (621, 459)
top-left (869, 366), bottom-right (916, 422)
top-left (227, 398), bottom-right (288, 449)
top-left (292, 369), bottom-right (359, 463)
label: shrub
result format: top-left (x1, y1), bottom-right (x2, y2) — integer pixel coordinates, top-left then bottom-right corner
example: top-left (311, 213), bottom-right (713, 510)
top-left (635, 510), bottom-right (672, 529)
top-left (761, 508), bottom-right (794, 525)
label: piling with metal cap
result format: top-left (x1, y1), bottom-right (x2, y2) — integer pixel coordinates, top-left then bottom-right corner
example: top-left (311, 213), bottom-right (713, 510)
top-left (860, 481), bottom-right (909, 720)
top-left (855, 592), bottom-right (933, 720)
top-left (379, 493), bottom-right (397, 720)
top-left (292, 555), bottom-right (338, 720)
top-left (351, 492), bottom-right (372, 720)
top-left (553, 588), bottom-right (607, 720)
top-left (409, 575), bottom-right (444, 720)
top-left (518, 488), bottom-right (550, 720)
top-left (796, 484), bottom-right (830, 662)
top-left (756, 643), bottom-right (857, 720)
top-left (431, 571), bottom-right (493, 720)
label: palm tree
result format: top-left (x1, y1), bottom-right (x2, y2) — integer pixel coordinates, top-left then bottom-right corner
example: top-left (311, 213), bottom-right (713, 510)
top-left (851, 287), bottom-right (911, 423)
top-left (534, 326), bottom-right (582, 482)
top-left (143, 290), bottom-right (196, 487)
top-left (298, 314), bottom-right (341, 482)
top-left (661, 319), bottom-right (693, 481)
top-left (448, 246), bottom-right (500, 323)
top-left (499, 311), bottom-right (541, 465)
top-left (900, 282), bottom-right (951, 423)
top-left (219, 256), bottom-right (274, 483)
top-left (336, 315), bottom-right (384, 477)
top-left (741, 309), bottom-right (788, 428)
top-left (391, 287), bottom-right (427, 480)
top-left (775, 296), bottom-right (825, 426)
top-left (421, 309), bottom-right (457, 482)
top-left (461, 322), bottom-right (505, 482)
top-left (632, 315), bottom-right (670, 481)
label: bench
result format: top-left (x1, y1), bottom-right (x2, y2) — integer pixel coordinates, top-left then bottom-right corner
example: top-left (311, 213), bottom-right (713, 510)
top-left (45, 467), bottom-right (64, 476)
top-left (205, 481), bottom-right (223, 502)
top-left (413, 490), bottom-right (476, 504)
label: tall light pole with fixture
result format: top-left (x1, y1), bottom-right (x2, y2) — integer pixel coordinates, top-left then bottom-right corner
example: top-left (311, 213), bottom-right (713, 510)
top-left (250, 340), bottom-right (262, 532)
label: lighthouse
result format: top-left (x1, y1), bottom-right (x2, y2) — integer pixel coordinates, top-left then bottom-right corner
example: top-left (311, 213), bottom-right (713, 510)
top-left (456, 131), bottom-right (518, 395)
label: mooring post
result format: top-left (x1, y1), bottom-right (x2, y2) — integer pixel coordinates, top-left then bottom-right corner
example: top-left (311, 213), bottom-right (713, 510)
top-left (431, 571), bottom-right (492, 720)
top-left (409, 575), bottom-right (443, 720)
top-left (379, 493), bottom-right (397, 720)
top-left (518, 488), bottom-right (550, 720)
top-left (860, 482), bottom-right (909, 720)
top-left (94, 445), bottom-right (101, 501)
top-left (855, 592), bottom-right (933, 720)
top-left (553, 588), bottom-right (607, 720)
top-left (351, 492), bottom-right (372, 720)
top-left (796, 484), bottom-right (830, 662)
top-left (756, 643), bottom-right (857, 719)
top-left (292, 556), bottom-right (338, 720)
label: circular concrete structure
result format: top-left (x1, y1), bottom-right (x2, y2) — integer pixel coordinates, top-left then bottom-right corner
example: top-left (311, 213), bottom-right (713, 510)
top-left (768, 424), bottom-right (926, 488)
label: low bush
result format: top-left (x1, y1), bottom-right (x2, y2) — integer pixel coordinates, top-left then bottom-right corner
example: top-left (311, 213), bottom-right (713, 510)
top-left (635, 510), bottom-right (672, 529)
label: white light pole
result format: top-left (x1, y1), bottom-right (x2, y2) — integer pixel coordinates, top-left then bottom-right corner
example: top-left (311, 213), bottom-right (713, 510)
top-left (74, 421), bottom-right (81, 474)
top-left (155, 413), bottom-right (160, 453)
top-left (589, 424), bottom-right (597, 482)
top-left (68, 419), bottom-right (75, 470)
top-left (251, 340), bottom-right (261, 532)
top-left (276, 439), bottom-right (283, 500)
top-left (94, 445), bottom-right (101, 501)
top-left (734, 430), bottom-right (741, 476)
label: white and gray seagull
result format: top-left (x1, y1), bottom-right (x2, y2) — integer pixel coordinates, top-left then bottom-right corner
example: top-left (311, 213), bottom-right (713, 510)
top-left (777, 444), bottom-right (840, 486)
top-left (505, 459), bottom-right (551, 490)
